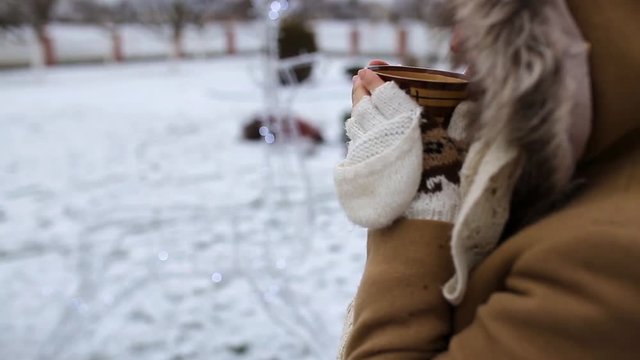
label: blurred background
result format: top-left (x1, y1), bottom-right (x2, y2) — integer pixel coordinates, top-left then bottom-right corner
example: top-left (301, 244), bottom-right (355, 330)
top-left (0, 0), bottom-right (454, 359)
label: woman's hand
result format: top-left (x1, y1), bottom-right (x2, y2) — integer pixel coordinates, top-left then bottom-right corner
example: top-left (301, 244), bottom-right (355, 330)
top-left (338, 59), bottom-right (470, 227)
top-left (337, 60), bottom-right (425, 229)
top-left (351, 60), bottom-right (387, 107)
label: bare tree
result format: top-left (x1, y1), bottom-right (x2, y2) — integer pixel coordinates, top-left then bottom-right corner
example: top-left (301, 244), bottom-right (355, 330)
top-left (23, 0), bottom-right (60, 65)
top-left (415, 0), bottom-right (454, 28)
top-left (0, 0), bottom-right (63, 65)
top-left (0, 0), bottom-right (60, 65)
top-left (67, 0), bottom-right (134, 24)
top-left (67, 0), bottom-right (133, 62)
top-left (168, 0), bottom-right (187, 58)
top-left (0, 0), bottom-right (26, 42)
top-left (0, 0), bottom-right (24, 28)
top-left (130, 0), bottom-right (218, 59)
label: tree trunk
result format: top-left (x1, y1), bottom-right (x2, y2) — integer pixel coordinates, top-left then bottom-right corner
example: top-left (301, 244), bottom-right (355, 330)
top-left (111, 27), bottom-right (124, 62)
top-left (396, 25), bottom-right (407, 61)
top-left (226, 21), bottom-right (236, 55)
top-left (349, 24), bottom-right (360, 56)
top-left (35, 25), bottom-right (56, 66)
top-left (172, 31), bottom-right (184, 59)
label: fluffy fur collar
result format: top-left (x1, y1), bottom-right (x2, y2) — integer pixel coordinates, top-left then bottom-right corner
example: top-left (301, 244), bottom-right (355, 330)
top-left (445, 0), bottom-right (592, 304)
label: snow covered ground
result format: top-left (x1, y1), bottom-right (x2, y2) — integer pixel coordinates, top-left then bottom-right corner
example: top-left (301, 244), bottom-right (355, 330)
top-left (0, 56), bottom-right (376, 359)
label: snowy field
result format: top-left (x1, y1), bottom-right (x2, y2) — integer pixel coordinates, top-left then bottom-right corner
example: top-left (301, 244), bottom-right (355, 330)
top-left (0, 56), bottom-right (374, 359)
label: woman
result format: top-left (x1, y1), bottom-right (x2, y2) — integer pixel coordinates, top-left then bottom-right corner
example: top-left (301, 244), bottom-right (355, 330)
top-left (335, 0), bottom-right (640, 358)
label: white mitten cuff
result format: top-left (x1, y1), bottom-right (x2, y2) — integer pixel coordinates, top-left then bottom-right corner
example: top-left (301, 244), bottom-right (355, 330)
top-left (371, 81), bottom-right (422, 120)
top-left (335, 116), bottom-right (422, 229)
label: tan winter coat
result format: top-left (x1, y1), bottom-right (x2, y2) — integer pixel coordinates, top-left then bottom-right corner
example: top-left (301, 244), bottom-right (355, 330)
top-left (342, 0), bottom-right (640, 359)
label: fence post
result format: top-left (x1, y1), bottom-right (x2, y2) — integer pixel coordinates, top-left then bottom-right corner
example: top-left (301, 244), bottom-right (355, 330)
top-left (396, 24), bottom-right (407, 60)
top-left (111, 26), bottom-right (124, 62)
top-left (226, 20), bottom-right (236, 55)
top-left (349, 23), bottom-right (359, 56)
top-left (37, 25), bottom-right (56, 66)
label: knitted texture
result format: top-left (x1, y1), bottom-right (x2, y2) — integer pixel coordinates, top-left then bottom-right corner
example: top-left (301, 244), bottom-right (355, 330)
top-left (345, 82), bottom-right (422, 163)
top-left (405, 104), bottom-right (471, 222)
top-left (345, 115), bottom-right (416, 164)
top-left (335, 82), bottom-right (467, 227)
top-left (335, 82), bottom-right (424, 229)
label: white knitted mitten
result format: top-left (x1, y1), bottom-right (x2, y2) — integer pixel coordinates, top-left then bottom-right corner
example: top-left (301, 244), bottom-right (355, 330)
top-left (335, 81), bottom-right (423, 229)
top-left (335, 82), bottom-right (467, 228)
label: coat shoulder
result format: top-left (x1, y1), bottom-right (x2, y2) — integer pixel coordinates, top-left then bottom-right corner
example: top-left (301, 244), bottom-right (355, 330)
top-left (456, 180), bottom-right (640, 329)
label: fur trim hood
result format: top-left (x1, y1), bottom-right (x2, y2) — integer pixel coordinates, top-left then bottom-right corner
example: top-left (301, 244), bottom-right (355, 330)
top-left (446, 0), bottom-right (640, 304)
top-left (454, 0), bottom-right (592, 220)
top-left (445, 0), bottom-right (603, 304)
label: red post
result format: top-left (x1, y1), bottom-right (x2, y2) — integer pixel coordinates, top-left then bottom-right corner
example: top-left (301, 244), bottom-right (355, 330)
top-left (349, 24), bottom-right (360, 56)
top-left (226, 21), bottom-right (236, 55)
top-left (112, 28), bottom-right (124, 62)
top-left (173, 37), bottom-right (185, 58)
top-left (396, 25), bottom-right (408, 60)
top-left (37, 26), bottom-right (56, 66)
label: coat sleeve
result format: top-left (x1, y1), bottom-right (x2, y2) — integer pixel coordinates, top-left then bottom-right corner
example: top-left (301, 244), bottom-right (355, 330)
top-left (344, 218), bottom-right (456, 359)
top-left (437, 228), bottom-right (640, 360)
top-left (343, 221), bottom-right (640, 360)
